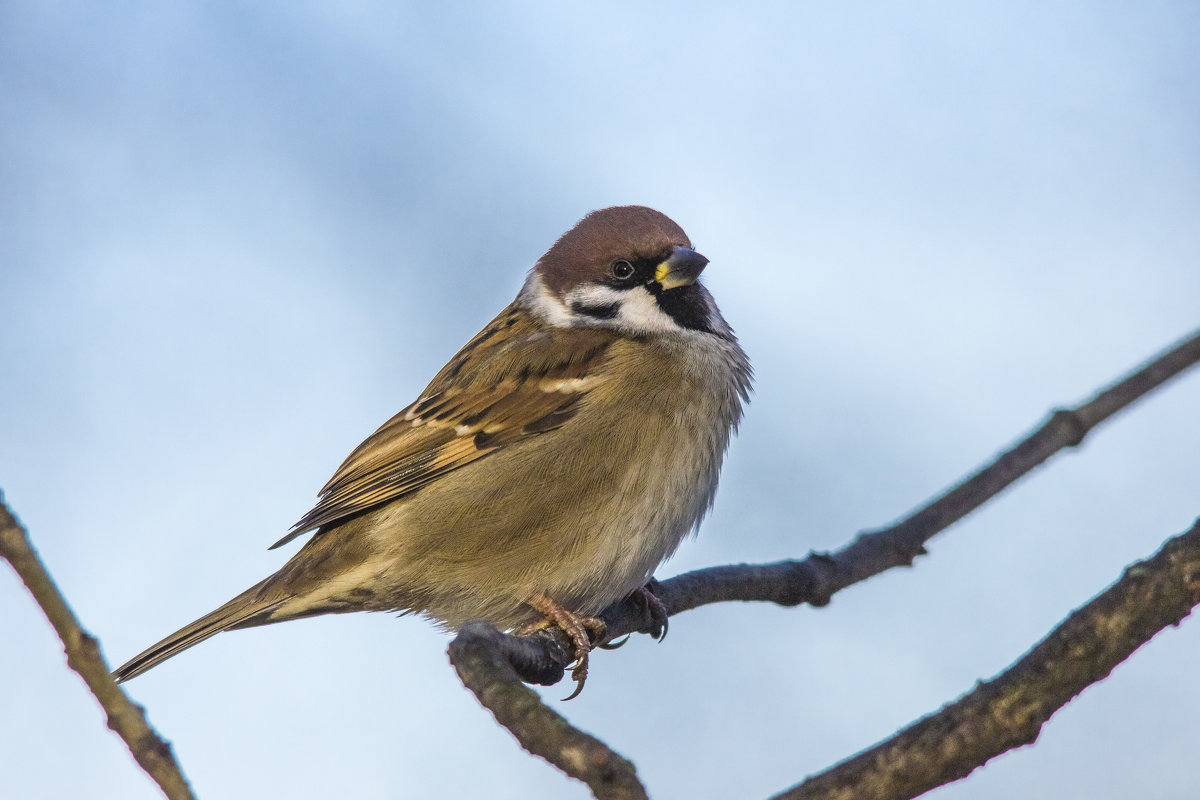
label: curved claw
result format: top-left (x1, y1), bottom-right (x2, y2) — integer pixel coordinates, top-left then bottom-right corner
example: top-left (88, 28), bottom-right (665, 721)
top-left (562, 671), bottom-right (587, 702)
top-left (598, 635), bottom-right (631, 651)
top-left (636, 582), bottom-right (670, 641)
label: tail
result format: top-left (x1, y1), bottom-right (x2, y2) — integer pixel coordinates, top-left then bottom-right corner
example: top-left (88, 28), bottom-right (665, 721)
top-left (113, 579), bottom-right (285, 682)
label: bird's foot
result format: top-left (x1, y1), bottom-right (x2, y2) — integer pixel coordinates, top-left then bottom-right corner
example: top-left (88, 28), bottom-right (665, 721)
top-left (632, 579), bottom-right (669, 641)
top-left (519, 593), bottom-right (606, 700)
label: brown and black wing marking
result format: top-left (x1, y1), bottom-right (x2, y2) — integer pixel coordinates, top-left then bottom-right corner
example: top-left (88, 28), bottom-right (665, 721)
top-left (272, 306), bottom-right (618, 548)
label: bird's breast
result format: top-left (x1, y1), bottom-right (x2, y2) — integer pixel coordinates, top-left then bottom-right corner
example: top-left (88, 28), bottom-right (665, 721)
top-left (370, 330), bottom-right (749, 628)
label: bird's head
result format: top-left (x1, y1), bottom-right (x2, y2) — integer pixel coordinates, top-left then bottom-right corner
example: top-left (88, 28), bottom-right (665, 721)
top-left (521, 206), bottom-right (721, 336)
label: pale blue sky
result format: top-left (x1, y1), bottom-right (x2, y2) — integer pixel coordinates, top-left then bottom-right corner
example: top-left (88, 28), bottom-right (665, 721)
top-left (3, 3), bottom-right (1199, 798)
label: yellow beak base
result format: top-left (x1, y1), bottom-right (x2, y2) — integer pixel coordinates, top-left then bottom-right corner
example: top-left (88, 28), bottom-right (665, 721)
top-left (654, 247), bottom-right (709, 291)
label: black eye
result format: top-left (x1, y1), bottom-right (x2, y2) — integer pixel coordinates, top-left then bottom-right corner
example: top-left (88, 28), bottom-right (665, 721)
top-left (610, 260), bottom-right (635, 280)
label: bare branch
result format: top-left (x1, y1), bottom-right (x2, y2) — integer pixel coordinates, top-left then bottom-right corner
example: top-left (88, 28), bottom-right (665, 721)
top-left (644, 326), bottom-right (1200, 628)
top-left (0, 493), bottom-right (196, 800)
top-left (471, 329), bottom-right (1200, 660)
top-left (449, 328), bottom-right (1200, 797)
top-left (771, 515), bottom-right (1200, 800)
top-left (838, 326), bottom-right (1200, 585)
top-left (449, 622), bottom-right (648, 800)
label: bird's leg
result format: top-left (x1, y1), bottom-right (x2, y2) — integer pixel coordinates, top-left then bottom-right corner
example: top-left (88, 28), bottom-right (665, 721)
top-left (519, 592), bottom-right (606, 700)
top-left (633, 578), bottom-right (669, 641)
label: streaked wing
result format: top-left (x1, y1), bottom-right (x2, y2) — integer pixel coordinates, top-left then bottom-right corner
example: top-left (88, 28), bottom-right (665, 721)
top-left (272, 305), bottom-right (618, 548)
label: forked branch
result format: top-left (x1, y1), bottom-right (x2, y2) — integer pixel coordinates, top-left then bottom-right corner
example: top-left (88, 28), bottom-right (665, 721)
top-left (450, 328), bottom-right (1200, 799)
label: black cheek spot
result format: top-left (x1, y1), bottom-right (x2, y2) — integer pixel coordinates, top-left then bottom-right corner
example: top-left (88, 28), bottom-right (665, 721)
top-left (569, 301), bottom-right (621, 320)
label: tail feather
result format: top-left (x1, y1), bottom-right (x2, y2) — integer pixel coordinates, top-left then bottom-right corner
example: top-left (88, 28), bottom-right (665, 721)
top-left (113, 580), bottom-right (284, 682)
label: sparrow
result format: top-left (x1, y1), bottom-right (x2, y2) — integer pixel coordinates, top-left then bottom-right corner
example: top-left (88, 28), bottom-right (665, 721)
top-left (113, 205), bottom-right (751, 696)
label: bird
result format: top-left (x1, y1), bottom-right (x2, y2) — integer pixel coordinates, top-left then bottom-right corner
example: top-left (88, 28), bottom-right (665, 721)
top-left (113, 205), bottom-right (752, 696)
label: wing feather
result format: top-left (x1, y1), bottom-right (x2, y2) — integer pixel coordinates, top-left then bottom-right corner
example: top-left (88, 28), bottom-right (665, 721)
top-left (271, 306), bottom-right (617, 548)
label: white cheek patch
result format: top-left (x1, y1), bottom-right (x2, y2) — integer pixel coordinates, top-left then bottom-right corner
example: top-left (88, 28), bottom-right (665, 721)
top-left (520, 271), bottom-right (685, 334)
top-left (608, 286), bottom-right (683, 334)
top-left (518, 269), bottom-right (574, 328)
top-left (562, 284), bottom-right (682, 334)
top-left (564, 284), bottom-right (625, 312)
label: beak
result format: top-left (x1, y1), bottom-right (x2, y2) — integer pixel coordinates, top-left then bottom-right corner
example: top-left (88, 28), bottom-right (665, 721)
top-left (655, 246), bottom-right (709, 291)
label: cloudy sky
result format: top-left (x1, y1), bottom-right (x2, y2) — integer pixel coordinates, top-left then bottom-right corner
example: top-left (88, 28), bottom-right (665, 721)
top-left (3, 3), bottom-right (1198, 798)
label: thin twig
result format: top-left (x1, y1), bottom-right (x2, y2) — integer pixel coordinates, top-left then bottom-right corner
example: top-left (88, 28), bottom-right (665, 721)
top-left (842, 326), bottom-right (1200, 583)
top-left (771, 515), bottom-right (1200, 800)
top-left (627, 327), bottom-right (1200, 628)
top-left (0, 493), bottom-right (195, 800)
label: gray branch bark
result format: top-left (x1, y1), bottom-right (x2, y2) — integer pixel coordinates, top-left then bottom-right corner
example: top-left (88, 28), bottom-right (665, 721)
top-left (772, 516), bottom-right (1200, 800)
top-left (4, 328), bottom-right (1198, 800)
top-left (448, 327), bottom-right (1200, 799)
top-left (0, 495), bottom-right (196, 800)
